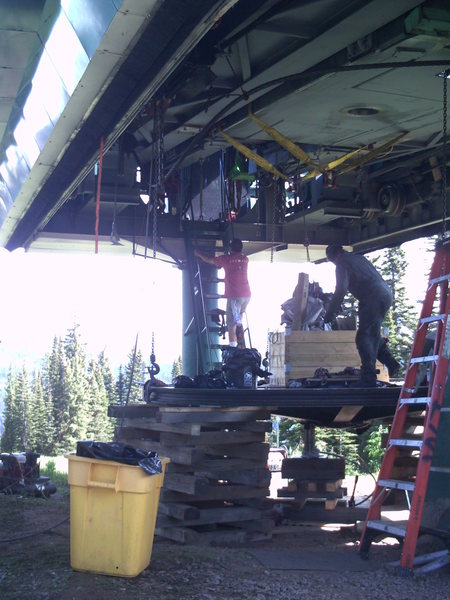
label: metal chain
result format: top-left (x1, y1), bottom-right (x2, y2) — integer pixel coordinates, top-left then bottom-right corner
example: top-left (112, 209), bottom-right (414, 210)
top-left (199, 158), bottom-right (204, 219)
top-left (270, 179), bottom-right (276, 263)
top-left (152, 98), bottom-right (165, 258)
top-left (442, 72), bottom-right (448, 240)
top-left (297, 179), bottom-right (311, 261)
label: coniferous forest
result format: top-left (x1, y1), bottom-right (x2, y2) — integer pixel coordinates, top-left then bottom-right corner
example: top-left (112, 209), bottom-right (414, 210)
top-left (0, 326), bottom-right (150, 455)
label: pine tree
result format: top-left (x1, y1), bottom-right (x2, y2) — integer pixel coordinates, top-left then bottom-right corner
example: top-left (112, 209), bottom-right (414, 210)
top-left (123, 347), bottom-right (144, 404)
top-left (86, 358), bottom-right (114, 441)
top-left (28, 370), bottom-right (51, 454)
top-left (43, 336), bottom-right (69, 452)
top-left (315, 427), bottom-right (360, 474)
top-left (171, 356), bottom-right (182, 382)
top-left (1, 367), bottom-right (19, 452)
top-left (371, 247), bottom-right (417, 373)
top-left (277, 417), bottom-right (303, 454)
top-left (98, 351), bottom-right (117, 406)
top-left (14, 366), bottom-right (33, 451)
top-left (115, 365), bottom-right (127, 405)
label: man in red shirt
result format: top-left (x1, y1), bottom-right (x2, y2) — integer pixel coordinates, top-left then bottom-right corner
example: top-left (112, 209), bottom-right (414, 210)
top-left (195, 239), bottom-right (251, 347)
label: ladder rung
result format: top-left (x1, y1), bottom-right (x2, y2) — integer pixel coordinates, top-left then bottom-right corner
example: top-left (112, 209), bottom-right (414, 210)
top-left (205, 293), bottom-right (224, 299)
top-left (389, 438), bottom-right (423, 449)
top-left (378, 479), bottom-right (415, 492)
top-left (420, 314), bottom-right (445, 325)
top-left (429, 273), bottom-right (450, 287)
top-left (399, 396), bottom-right (431, 406)
top-left (409, 355), bottom-right (439, 365)
top-left (366, 519), bottom-right (407, 538)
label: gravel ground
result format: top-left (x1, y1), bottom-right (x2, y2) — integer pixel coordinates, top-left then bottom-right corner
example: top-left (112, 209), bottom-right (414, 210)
top-left (1, 478), bottom-right (449, 599)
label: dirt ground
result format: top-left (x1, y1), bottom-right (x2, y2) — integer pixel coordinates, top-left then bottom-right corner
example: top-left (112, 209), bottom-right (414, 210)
top-left (0, 478), bottom-right (449, 600)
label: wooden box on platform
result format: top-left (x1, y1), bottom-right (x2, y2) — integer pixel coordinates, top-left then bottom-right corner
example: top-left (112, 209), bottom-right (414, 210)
top-left (269, 330), bottom-right (389, 386)
top-left (108, 402), bottom-right (274, 546)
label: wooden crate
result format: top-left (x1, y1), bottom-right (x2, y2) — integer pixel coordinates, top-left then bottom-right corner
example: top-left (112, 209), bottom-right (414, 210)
top-left (268, 330), bottom-right (389, 385)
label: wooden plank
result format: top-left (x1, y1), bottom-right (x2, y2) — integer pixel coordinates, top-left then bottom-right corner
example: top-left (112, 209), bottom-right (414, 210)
top-left (123, 418), bottom-right (201, 436)
top-left (333, 406), bottom-right (363, 423)
top-left (160, 484), bottom-right (269, 503)
top-left (200, 420), bottom-right (273, 433)
top-left (203, 442), bottom-right (270, 461)
top-left (282, 457), bottom-right (345, 480)
top-left (227, 518), bottom-right (274, 533)
top-left (286, 331), bottom-right (357, 343)
top-left (155, 526), bottom-right (199, 544)
top-left (166, 458), bottom-right (265, 473)
top-left (158, 502), bottom-right (200, 521)
top-left (120, 438), bottom-right (204, 465)
top-left (291, 272), bottom-right (309, 330)
top-left (159, 430), bottom-right (265, 446)
top-left (108, 404), bottom-right (158, 419)
top-left (156, 506), bottom-right (261, 528)
top-left (297, 479), bottom-right (343, 492)
top-left (195, 467), bottom-right (271, 488)
top-left (118, 426), bottom-right (160, 442)
top-left (164, 473), bottom-right (210, 495)
top-left (157, 409), bottom-right (271, 424)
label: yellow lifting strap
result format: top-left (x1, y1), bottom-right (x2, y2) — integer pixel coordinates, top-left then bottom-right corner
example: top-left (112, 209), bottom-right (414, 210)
top-left (248, 107), bottom-right (317, 167)
top-left (339, 132), bottom-right (406, 174)
top-left (248, 106), bottom-right (366, 175)
top-left (218, 129), bottom-right (288, 180)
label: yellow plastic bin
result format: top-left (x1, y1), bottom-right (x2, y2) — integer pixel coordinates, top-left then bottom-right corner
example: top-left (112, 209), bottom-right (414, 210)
top-left (66, 453), bottom-right (169, 577)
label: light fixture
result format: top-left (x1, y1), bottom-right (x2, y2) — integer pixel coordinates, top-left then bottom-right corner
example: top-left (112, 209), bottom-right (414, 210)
top-left (437, 69), bottom-right (450, 79)
top-left (347, 107), bottom-right (379, 116)
top-left (136, 166), bottom-right (141, 183)
top-left (140, 193), bottom-right (150, 204)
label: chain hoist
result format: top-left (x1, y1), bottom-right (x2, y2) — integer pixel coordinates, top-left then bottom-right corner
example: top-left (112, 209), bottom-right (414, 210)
top-left (442, 70), bottom-right (448, 240)
top-left (149, 331), bottom-right (160, 381)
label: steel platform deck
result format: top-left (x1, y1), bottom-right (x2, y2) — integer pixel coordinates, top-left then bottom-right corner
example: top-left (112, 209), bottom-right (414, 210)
top-left (142, 385), bottom-right (403, 428)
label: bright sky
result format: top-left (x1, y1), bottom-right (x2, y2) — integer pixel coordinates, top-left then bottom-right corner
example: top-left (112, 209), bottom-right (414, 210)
top-left (0, 238), bottom-right (433, 373)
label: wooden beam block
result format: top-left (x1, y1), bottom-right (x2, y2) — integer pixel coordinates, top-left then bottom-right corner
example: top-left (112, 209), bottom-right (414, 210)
top-left (195, 467), bottom-right (271, 488)
top-left (108, 404), bottom-right (158, 418)
top-left (123, 418), bottom-right (202, 436)
top-left (160, 484), bottom-right (269, 503)
top-left (156, 506), bottom-right (261, 528)
top-left (204, 442), bottom-right (270, 461)
top-left (155, 406), bottom-right (271, 423)
top-left (159, 430), bottom-right (265, 446)
top-left (333, 406), bottom-right (363, 423)
top-left (291, 272), bottom-right (309, 330)
top-left (282, 457), bottom-right (345, 480)
top-left (155, 526), bottom-right (199, 544)
top-left (158, 502), bottom-right (200, 521)
top-left (227, 518), bottom-right (274, 533)
top-left (166, 458), bottom-right (265, 473)
top-left (164, 473), bottom-right (210, 495)
top-left (120, 438), bottom-right (204, 465)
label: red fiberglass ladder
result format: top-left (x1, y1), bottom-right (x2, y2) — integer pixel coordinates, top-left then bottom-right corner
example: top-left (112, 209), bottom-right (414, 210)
top-left (359, 239), bottom-right (450, 572)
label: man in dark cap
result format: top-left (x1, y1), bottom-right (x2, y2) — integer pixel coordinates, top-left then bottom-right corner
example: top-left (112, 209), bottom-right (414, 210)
top-left (195, 239), bottom-right (251, 347)
top-left (323, 243), bottom-right (400, 386)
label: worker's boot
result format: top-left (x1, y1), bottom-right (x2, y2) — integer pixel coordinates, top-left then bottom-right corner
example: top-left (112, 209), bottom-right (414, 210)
top-left (377, 338), bottom-right (400, 378)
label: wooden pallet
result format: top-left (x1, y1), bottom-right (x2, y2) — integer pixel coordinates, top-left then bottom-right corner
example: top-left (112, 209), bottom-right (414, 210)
top-left (109, 402), bottom-right (274, 545)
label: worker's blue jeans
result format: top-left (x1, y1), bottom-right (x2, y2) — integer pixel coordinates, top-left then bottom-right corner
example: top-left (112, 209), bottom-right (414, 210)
top-left (356, 288), bottom-right (392, 385)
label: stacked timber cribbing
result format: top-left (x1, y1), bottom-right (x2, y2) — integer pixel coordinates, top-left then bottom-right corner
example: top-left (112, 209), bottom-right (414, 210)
top-left (108, 401), bottom-right (274, 545)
